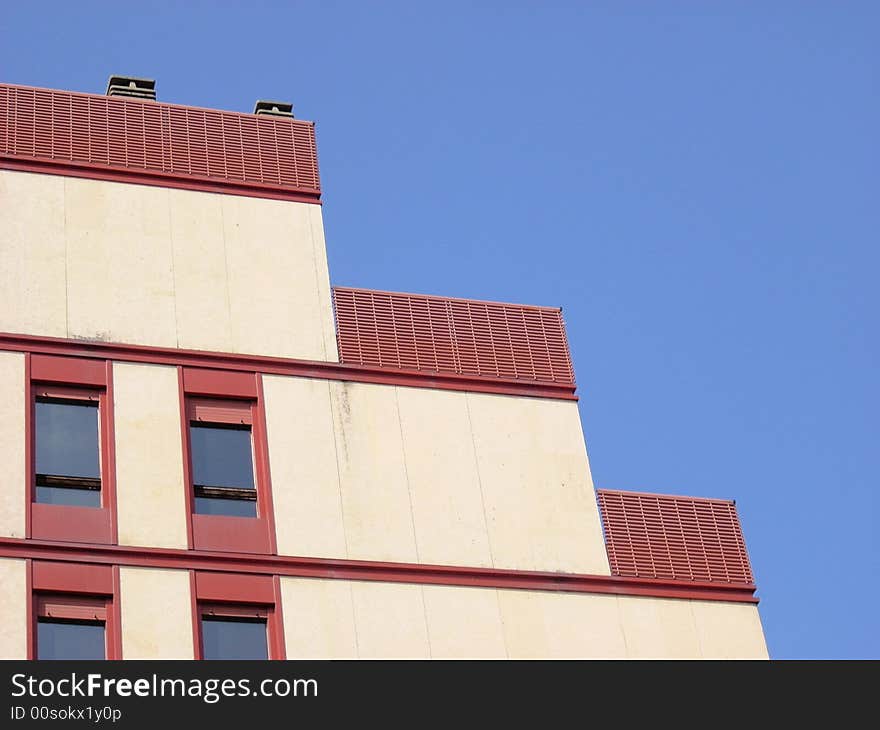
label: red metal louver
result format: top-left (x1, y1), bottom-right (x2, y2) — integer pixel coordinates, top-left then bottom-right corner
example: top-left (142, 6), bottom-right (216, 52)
top-left (332, 287), bottom-right (576, 386)
top-left (596, 489), bottom-right (755, 585)
top-left (0, 83), bottom-right (320, 199)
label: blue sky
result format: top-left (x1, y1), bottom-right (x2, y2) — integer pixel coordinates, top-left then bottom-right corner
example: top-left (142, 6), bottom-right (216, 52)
top-left (2, 2), bottom-right (877, 659)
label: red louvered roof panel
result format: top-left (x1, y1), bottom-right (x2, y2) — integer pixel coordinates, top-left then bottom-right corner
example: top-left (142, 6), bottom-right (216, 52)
top-left (333, 287), bottom-right (576, 386)
top-left (596, 489), bottom-right (755, 585)
top-left (0, 83), bottom-right (320, 198)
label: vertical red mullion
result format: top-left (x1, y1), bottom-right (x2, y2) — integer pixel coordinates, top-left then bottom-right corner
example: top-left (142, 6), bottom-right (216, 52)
top-left (177, 367), bottom-right (195, 550)
top-left (109, 565), bottom-right (122, 660)
top-left (189, 571), bottom-right (202, 660)
top-left (270, 575), bottom-right (286, 660)
top-left (23, 353), bottom-right (33, 539)
top-left (255, 374), bottom-right (278, 555)
top-left (25, 558), bottom-right (34, 660)
top-left (103, 361), bottom-right (118, 544)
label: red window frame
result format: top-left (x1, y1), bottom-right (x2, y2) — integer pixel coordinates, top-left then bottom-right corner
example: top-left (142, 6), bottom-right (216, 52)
top-left (26, 354), bottom-right (117, 544)
top-left (190, 572), bottom-right (285, 660)
top-left (28, 560), bottom-right (121, 659)
top-left (179, 368), bottom-right (277, 555)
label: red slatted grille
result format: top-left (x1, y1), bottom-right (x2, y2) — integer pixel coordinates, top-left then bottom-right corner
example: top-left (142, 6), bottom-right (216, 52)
top-left (596, 489), bottom-right (754, 585)
top-left (332, 287), bottom-right (575, 385)
top-left (0, 83), bottom-right (320, 195)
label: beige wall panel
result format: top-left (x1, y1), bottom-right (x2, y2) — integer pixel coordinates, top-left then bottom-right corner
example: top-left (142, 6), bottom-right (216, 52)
top-left (0, 173), bottom-right (336, 361)
top-left (168, 190), bottom-right (232, 351)
top-left (64, 177), bottom-right (177, 347)
top-left (498, 589), bottom-right (627, 658)
top-left (0, 558), bottom-right (27, 659)
top-left (422, 584), bottom-right (507, 658)
top-left (618, 596), bottom-right (702, 658)
top-left (264, 376), bottom-right (347, 558)
top-left (0, 352), bottom-right (25, 538)
top-left (397, 387), bottom-right (493, 567)
top-left (691, 601), bottom-right (769, 659)
top-left (279, 577), bottom-right (358, 658)
top-left (221, 196), bottom-right (330, 361)
top-left (330, 383), bottom-right (418, 562)
top-left (119, 567), bottom-right (194, 659)
top-left (0, 171), bottom-right (67, 337)
top-left (351, 581), bottom-right (430, 658)
top-left (305, 205), bottom-right (339, 362)
top-left (466, 394), bottom-right (609, 574)
top-left (113, 363), bottom-right (188, 549)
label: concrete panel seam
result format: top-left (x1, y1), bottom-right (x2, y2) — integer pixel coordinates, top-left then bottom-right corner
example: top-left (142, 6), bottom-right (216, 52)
top-left (464, 392), bottom-right (497, 568)
top-left (395, 387), bottom-right (422, 564)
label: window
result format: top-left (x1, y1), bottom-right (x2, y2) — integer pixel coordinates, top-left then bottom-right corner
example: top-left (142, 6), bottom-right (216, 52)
top-left (29, 355), bottom-right (116, 545)
top-left (35, 389), bottom-right (102, 508)
top-left (188, 399), bottom-right (257, 517)
top-left (34, 595), bottom-right (108, 660)
top-left (181, 368), bottom-right (276, 554)
top-left (191, 572), bottom-right (284, 659)
top-left (199, 606), bottom-right (268, 660)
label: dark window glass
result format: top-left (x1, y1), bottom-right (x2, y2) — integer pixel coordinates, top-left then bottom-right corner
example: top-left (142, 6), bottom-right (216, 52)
top-left (194, 497), bottom-right (257, 517)
top-left (35, 399), bottom-right (101, 507)
top-left (191, 424), bottom-right (256, 517)
top-left (35, 486), bottom-right (101, 508)
top-left (37, 619), bottom-right (105, 660)
top-left (191, 425), bottom-right (254, 489)
top-left (201, 616), bottom-right (267, 660)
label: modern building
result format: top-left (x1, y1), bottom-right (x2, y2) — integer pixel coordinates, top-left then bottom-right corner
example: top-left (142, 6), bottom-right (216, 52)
top-left (0, 77), bottom-right (768, 659)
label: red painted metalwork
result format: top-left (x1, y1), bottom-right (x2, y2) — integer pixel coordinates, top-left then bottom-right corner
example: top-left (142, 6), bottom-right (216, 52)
top-left (0, 83), bottom-right (320, 203)
top-left (0, 536), bottom-right (758, 604)
top-left (193, 572), bottom-right (284, 659)
top-left (596, 489), bottom-right (755, 585)
top-left (32, 560), bottom-right (113, 594)
top-left (29, 560), bottom-right (121, 659)
top-left (194, 572), bottom-right (275, 604)
top-left (27, 355), bottom-right (117, 545)
top-left (333, 287), bottom-right (576, 386)
top-left (1, 332), bottom-right (578, 400)
top-left (180, 370), bottom-right (277, 555)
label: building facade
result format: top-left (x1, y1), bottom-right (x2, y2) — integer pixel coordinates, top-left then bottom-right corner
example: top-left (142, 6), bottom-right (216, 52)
top-left (0, 79), bottom-right (768, 659)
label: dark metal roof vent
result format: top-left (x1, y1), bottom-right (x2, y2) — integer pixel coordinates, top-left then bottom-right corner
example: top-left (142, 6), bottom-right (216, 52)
top-left (106, 75), bottom-right (156, 100)
top-left (253, 100), bottom-right (294, 118)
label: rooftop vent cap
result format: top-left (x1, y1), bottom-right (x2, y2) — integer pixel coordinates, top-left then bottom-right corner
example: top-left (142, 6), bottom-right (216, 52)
top-left (253, 99), bottom-right (294, 118)
top-left (106, 75), bottom-right (156, 100)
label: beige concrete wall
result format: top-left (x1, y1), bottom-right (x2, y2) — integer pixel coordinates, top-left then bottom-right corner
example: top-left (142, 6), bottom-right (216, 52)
top-left (467, 392), bottom-right (608, 574)
top-left (279, 577), bottom-right (358, 658)
top-left (0, 558), bottom-right (27, 659)
top-left (277, 576), bottom-right (767, 659)
top-left (119, 567), bottom-right (194, 659)
top-left (690, 600), bottom-right (769, 659)
top-left (269, 378), bottom-right (608, 575)
top-left (0, 170), bottom-right (337, 362)
top-left (113, 363), bottom-right (188, 549)
top-left (0, 352), bottom-right (25, 538)
top-left (0, 172), bottom-right (67, 338)
top-left (264, 376), bottom-right (347, 559)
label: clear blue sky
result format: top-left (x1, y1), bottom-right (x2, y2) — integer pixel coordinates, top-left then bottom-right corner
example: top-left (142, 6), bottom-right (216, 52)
top-left (2, 2), bottom-right (877, 659)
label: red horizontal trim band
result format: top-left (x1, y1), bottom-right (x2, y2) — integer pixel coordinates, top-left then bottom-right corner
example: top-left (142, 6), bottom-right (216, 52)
top-left (0, 537), bottom-right (758, 604)
top-left (0, 158), bottom-right (322, 205)
top-left (0, 332), bottom-right (578, 400)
